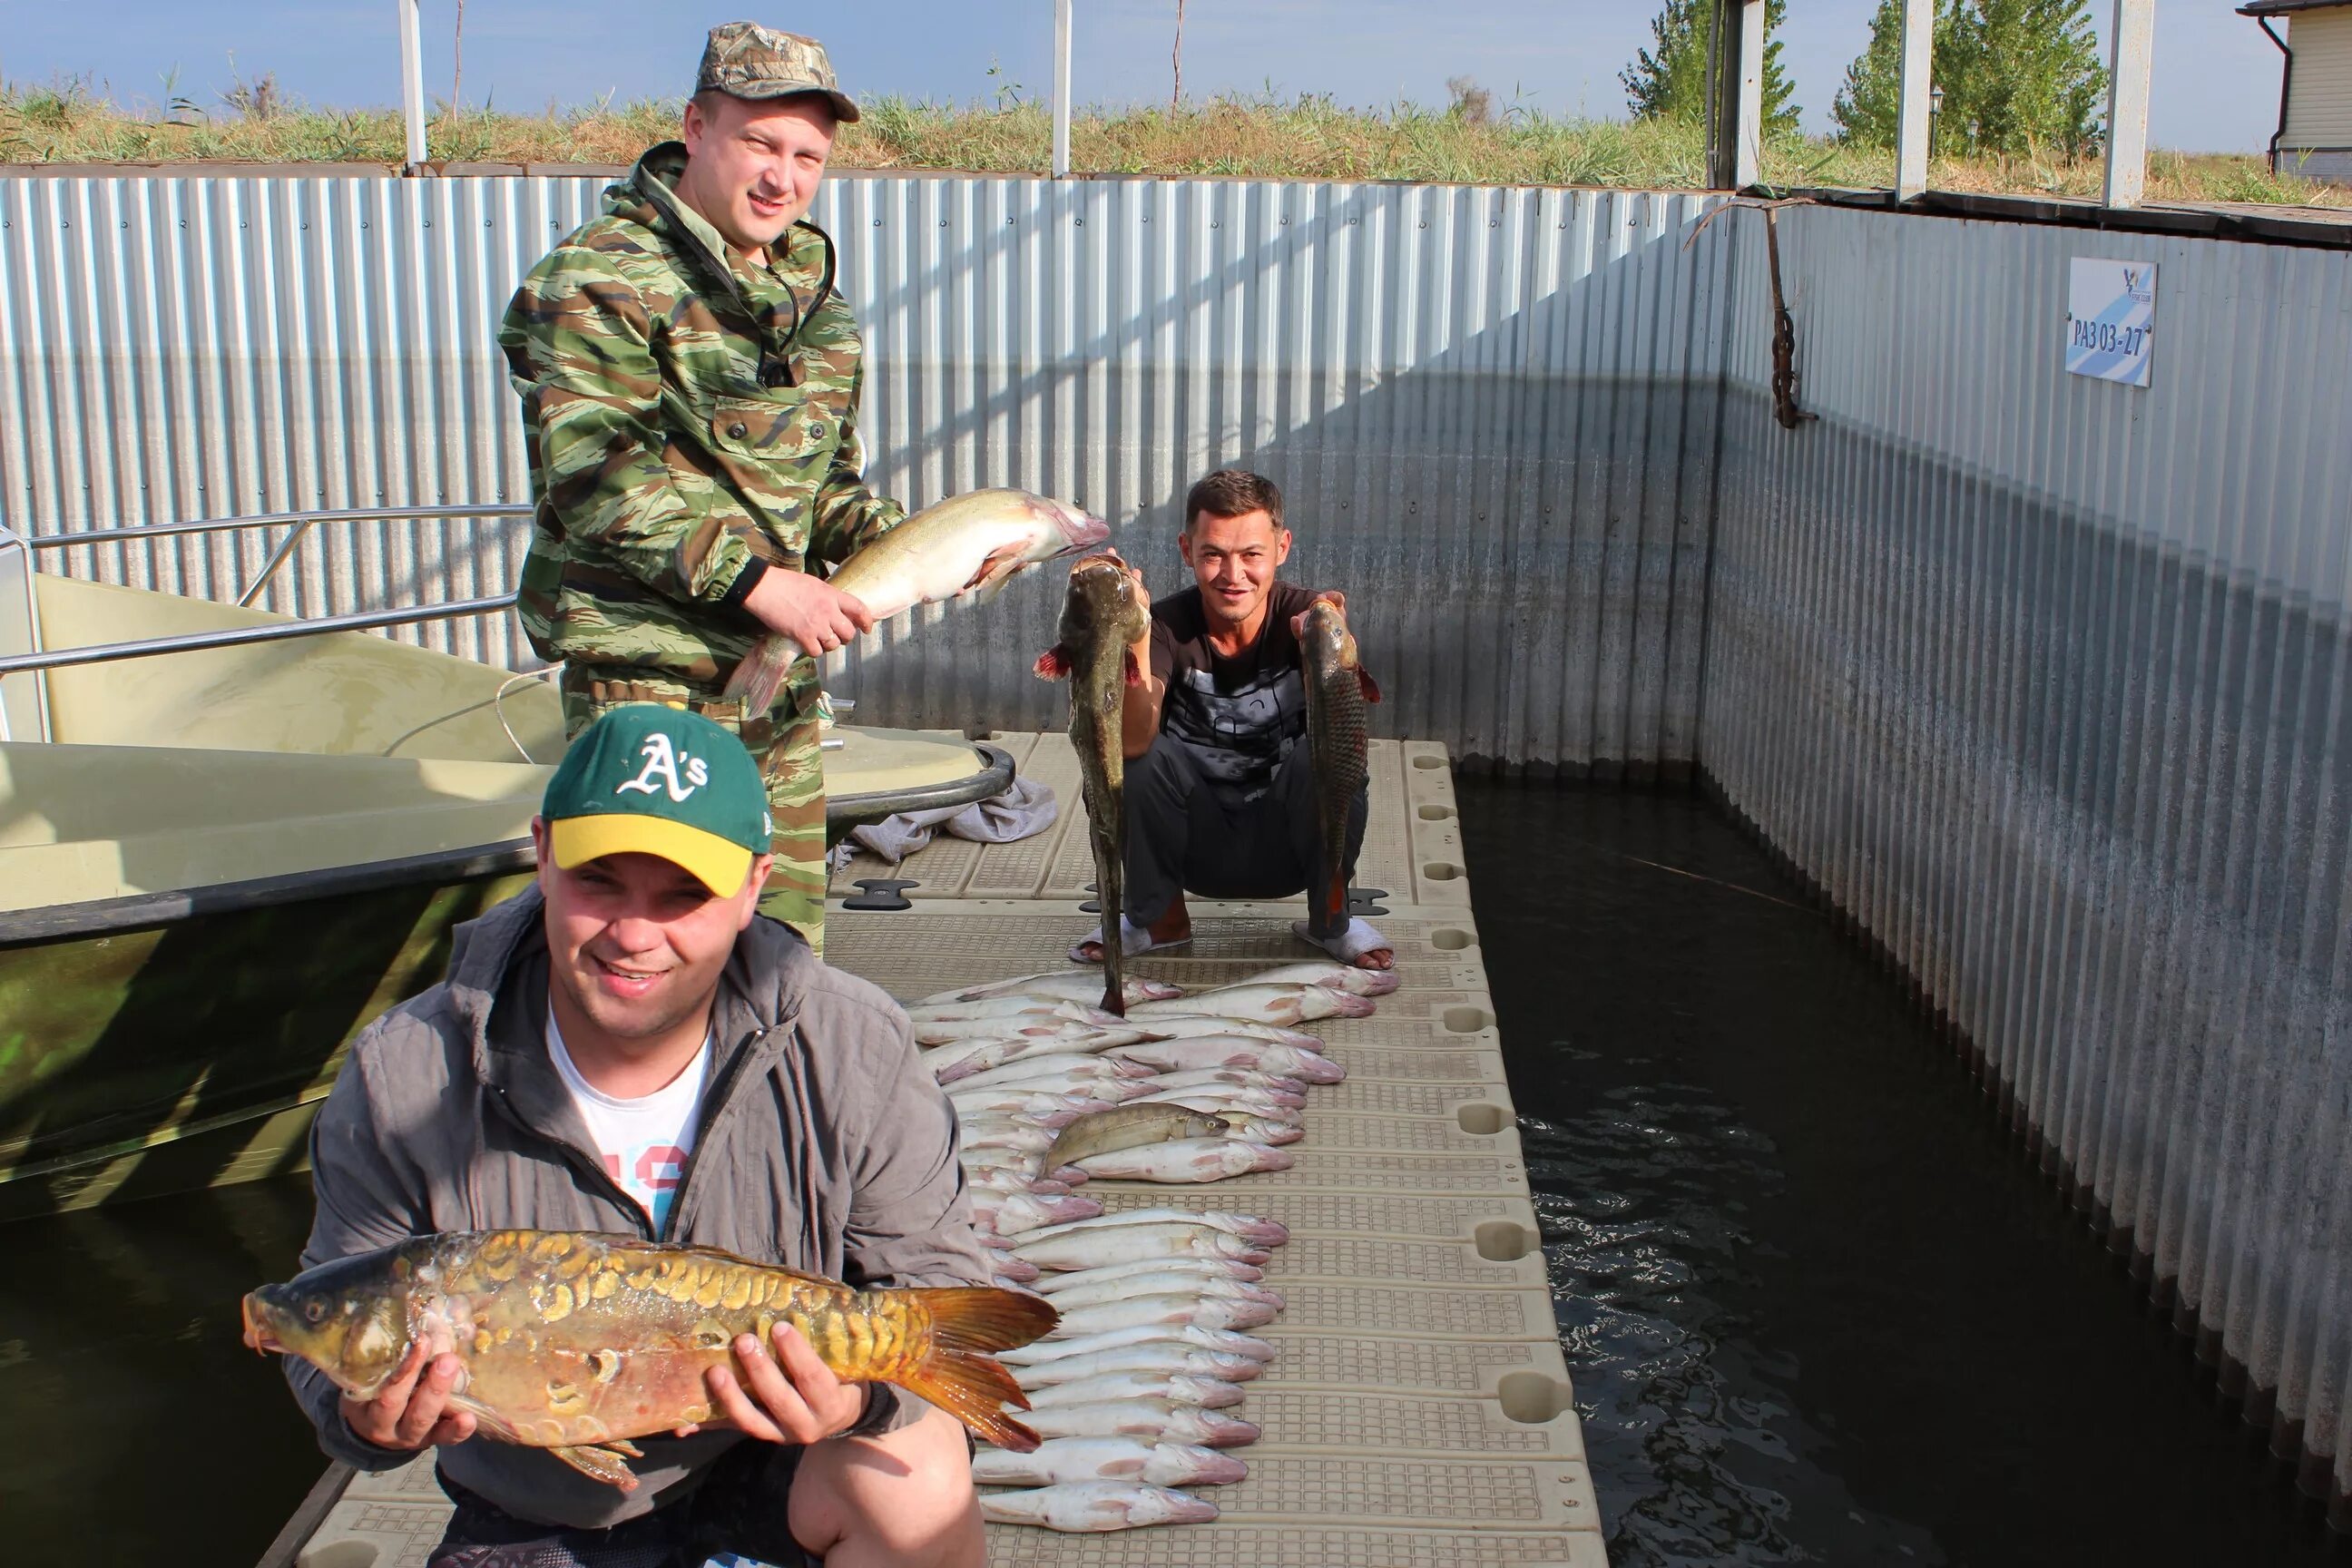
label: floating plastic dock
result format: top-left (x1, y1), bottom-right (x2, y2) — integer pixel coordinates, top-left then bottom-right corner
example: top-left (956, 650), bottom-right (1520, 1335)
top-left (289, 737), bottom-right (1603, 1567)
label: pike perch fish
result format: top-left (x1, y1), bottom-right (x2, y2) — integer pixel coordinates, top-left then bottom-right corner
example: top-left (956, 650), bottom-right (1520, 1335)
top-left (721, 488), bottom-right (1109, 714)
top-left (241, 1230), bottom-right (1057, 1489)
top-left (1298, 597), bottom-right (1381, 936)
top-left (1042, 1103), bottom-right (1233, 1171)
top-left (1036, 556), bottom-right (1152, 1017)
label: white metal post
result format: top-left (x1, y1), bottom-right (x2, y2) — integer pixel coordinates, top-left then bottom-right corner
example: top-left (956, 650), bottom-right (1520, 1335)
top-left (2102, 0), bottom-right (2155, 209)
top-left (1895, 0), bottom-right (1935, 200)
top-left (1735, 0), bottom-right (1765, 188)
top-left (1052, 0), bottom-right (1073, 179)
top-left (398, 0), bottom-right (427, 172)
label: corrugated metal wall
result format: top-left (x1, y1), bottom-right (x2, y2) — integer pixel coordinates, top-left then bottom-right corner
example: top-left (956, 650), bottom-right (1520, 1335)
top-left (0, 173), bottom-right (1733, 767)
top-left (1700, 203), bottom-right (2352, 1507)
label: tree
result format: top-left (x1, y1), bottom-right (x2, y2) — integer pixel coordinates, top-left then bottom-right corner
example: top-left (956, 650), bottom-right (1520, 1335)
top-left (1832, 0), bottom-right (1961, 147)
top-left (1621, 0), bottom-right (1799, 140)
top-left (1946, 0), bottom-right (2106, 159)
top-left (1833, 0), bottom-right (2106, 157)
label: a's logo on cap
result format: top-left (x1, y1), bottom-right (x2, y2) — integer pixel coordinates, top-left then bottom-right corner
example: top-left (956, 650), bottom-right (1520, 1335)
top-left (615, 732), bottom-right (711, 803)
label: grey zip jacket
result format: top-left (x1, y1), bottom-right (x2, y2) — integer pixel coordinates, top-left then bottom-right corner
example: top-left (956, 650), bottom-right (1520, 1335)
top-left (282, 885), bottom-right (988, 1529)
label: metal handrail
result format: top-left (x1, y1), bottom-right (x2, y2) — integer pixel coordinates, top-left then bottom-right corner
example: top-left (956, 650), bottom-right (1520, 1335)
top-left (0, 503), bottom-right (535, 680)
top-left (23, 503), bottom-right (534, 610)
top-left (22, 504), bottom-right (532, 552)
top-left (0, 593), bottom-right (519, 678)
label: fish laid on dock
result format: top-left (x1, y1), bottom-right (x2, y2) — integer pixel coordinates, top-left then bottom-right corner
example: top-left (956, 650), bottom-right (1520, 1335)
top-left (997, 1323), bottom-right (1278, 1365)
top-left (1108, 1036), bottom-right (1347, 1083)
top-left (1029, 1256), bottom-right (1267, 1291)
top-left (1234, 959), bottom-right (1401, 997)
top-left (979, 1480), bottom-right (1221, 1531)
top-left (1035, 556), bottom-right (1152, 1016)
top-left (1043, 1291), bottom-right (1279, 1337)
top-left (971, 1436), bottom-right (1249, 1487)
top-left (1007, 1343), bottom-right (1267, 1387)
top-left (1009, 1225), bottom-right (1270, 1270)
top-left (721, 487), bottom-right (1108, 713)
top-left (1043, 1103), bottom-right (1233, 1170)
top-left (240, 1230), bottom-right (1057, 1487)
top-left (1127, 985), bottom-right (1377, 1026)
top-left (1023, 1370), bottom-right (1249, 1409)
top-left (1034, 1272), bottom-right (1283, 1313)
top-left (1065, 1138), bottom-right (1294, 1183)
top-left (1014, 1208), bottom-right (1290, 1248)
top-left (918, 971), bottom-right (1186, 1008)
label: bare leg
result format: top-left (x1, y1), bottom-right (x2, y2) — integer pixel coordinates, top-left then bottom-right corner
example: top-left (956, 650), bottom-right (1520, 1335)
top-left (789, 1405), bottom-right (985, 1568)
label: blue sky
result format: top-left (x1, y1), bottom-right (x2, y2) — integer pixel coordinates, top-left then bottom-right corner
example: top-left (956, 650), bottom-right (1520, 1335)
top-left (5, 3), bottom-right (2283, 153)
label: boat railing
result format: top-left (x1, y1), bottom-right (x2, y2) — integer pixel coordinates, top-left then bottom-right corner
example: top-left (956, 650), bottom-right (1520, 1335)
top-left (0, 505), bottom-right (533, 681)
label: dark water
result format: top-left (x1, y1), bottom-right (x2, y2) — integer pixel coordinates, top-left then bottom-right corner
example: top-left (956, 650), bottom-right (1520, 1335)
top-left (1457, 779), bottom-right (2350, 1568)
top-left (0, 1172), bottom-right (322, 1567)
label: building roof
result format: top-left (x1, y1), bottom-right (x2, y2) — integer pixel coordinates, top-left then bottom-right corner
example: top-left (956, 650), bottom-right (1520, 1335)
top-left (2240, 1), bottom-right (2352, 16)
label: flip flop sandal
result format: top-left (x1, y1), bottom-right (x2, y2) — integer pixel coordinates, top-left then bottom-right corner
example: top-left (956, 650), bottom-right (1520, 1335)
top-left (1070, 916), bottom-right (1192, 965)
top-left (1291, 916), bottom-right (1395, 970)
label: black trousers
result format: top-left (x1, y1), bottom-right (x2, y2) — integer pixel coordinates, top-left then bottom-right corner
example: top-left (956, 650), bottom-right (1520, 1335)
top-left (427, 1445), bottom-right (817, 1568)
top-left (1122, 733), bottom-right (1368, 939)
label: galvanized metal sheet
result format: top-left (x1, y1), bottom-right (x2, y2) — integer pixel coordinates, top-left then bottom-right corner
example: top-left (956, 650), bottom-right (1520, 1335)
top-left (0, 173), bottom-right (1729, 764)
top-left (1701, 202), bottom-right (2352, 1502)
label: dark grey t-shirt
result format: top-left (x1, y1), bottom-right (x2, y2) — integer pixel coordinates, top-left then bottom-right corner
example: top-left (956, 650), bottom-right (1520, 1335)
top-left (1149, 582), bottom-right (1321, 800)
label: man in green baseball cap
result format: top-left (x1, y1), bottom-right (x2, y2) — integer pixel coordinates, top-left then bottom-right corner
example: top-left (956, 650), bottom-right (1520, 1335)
top-left (500, 20), bottom-right (908, 957)
top-left (273, 702), bottom-right (996, 1566)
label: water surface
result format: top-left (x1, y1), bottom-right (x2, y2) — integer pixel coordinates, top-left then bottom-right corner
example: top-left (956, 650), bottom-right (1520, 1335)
top-left (0, 1172), bottom-right (320, 1565)
top-left (1458, 779), bottom-right (2347, 1567)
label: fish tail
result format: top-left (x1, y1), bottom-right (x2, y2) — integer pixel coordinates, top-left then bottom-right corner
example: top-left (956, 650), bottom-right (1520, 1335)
top-left (720, 634), bottom-right (796, 714)
top-left (904, 1288), bottom-right (1062, 1453)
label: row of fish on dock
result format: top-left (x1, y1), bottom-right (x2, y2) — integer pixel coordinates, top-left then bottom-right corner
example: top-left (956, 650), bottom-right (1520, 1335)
top-left (902, 957), bottom-right (1397, 1532)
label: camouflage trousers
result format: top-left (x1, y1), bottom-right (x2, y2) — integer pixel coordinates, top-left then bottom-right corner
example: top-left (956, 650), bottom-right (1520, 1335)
top-left (560, 668), bottom-right (828, 956)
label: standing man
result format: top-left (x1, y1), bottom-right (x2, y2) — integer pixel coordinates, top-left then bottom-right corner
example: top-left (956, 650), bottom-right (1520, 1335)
top-left (503, 22), bottom-right (902, 955)
top-left (1073, 469), bottom-right (1393, 970)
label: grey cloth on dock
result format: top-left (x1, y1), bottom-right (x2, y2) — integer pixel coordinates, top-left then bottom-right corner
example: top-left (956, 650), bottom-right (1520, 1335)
top-left (1123, 730), bottom-right (1367, 939)
top-left (284, 886), bottom-right (990, 1531)
top-left (848, 774), bottom-right (1057, 864)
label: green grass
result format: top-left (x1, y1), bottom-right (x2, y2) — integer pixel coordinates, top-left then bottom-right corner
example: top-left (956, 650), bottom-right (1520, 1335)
top-left (3, 77), bottom-right (2343, 211)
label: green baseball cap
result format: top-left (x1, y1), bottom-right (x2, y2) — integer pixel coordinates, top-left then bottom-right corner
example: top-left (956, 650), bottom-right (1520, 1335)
top-left (543, 705), bottom-right (773, 897)
top-left (695, 22), bottom-right (862, 123)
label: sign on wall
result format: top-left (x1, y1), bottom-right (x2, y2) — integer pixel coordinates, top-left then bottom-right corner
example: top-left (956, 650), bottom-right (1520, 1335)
top-left (2065, 259), bottom-right (2158, 387)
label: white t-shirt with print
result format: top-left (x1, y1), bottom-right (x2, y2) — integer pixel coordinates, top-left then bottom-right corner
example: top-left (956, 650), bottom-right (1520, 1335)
top-left (544, 1009), bottom-right (710, 1236)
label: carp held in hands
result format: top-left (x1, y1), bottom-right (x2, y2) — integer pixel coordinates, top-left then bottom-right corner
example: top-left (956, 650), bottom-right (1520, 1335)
top-left (241, 1230), bottom-right (1057, 1489)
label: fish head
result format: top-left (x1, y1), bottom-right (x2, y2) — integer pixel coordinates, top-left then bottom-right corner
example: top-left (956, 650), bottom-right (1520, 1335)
top-left (240, 1245), bottom-right (417, 1399)
top-left (1300, 596), bottom-right (1350, 660)
top-left (1186, 1111), bottom-right (1236, 1140)
top-left (1035, 495), bottom-right (1113, 558)
top-left (1064, 555), bottom-right (1152, 648)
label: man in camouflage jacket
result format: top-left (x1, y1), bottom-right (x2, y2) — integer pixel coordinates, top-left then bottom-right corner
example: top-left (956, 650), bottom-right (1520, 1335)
top-left (500, 23), bottom-right (902, 953)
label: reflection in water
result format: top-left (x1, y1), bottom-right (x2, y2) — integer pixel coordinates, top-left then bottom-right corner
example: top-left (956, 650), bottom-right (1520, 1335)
top-left (0, 1174), bottom-right (321, 1568)
top-left (1460, 780), bottom-right (2347, 1568)
top-left (1524, 1089), bottom-right (1936, 1566)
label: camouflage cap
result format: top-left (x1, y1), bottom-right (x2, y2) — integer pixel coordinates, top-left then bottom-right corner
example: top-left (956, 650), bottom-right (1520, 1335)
top-left (695, 22), bottom-right (860, 123)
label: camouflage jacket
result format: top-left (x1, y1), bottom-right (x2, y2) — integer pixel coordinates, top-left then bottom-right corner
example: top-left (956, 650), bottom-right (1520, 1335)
top-left (499, 142), bottom-right (903, 709)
